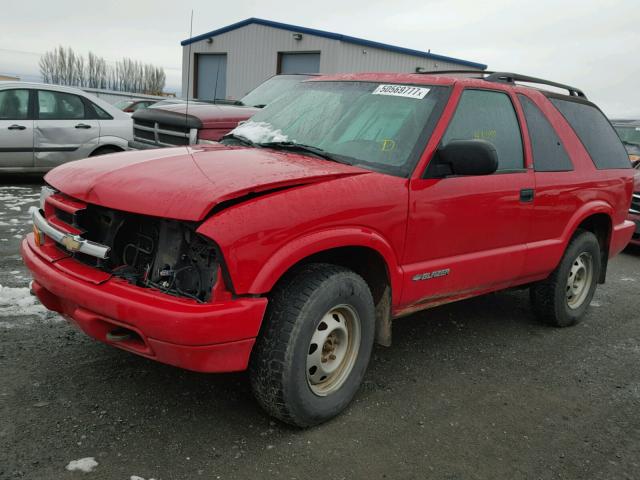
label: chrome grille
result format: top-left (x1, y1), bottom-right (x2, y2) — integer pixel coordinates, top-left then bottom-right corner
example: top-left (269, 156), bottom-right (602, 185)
top-left (631, 193), bottom-right (640, 214)
top-left (133, 119), bottom-right (198, 147)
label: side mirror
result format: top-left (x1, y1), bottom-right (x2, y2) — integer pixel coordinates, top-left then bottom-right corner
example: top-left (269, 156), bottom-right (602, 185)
top-left (434, 139), bottom-right (499, 177)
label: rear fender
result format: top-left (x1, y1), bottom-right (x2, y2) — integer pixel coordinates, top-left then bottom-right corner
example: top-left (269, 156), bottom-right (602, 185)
top-left (526, 200), bottom-right (614, 277)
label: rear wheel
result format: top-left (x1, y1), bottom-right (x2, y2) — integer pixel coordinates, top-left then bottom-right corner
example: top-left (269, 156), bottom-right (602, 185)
top-left (249, 264), bottom-right (375, 427)
top-left (530, 230), bottom-right (601, 327)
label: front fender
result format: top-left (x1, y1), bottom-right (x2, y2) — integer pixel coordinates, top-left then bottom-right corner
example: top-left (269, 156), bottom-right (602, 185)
top-left (248, 227), bottom-right (404, 303)
top-left (196, 173), bottom-right (409, 302)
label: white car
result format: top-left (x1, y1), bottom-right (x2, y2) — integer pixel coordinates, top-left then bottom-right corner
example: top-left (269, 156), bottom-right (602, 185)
top-left (0, 82), bottom-right (132, 173)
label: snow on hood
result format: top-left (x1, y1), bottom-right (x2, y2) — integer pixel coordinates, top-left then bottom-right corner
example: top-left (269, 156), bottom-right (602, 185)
top-left (231, 121), bottom-right (289, 144)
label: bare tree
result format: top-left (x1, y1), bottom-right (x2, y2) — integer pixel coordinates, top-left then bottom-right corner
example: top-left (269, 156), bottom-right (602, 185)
top-left (39, 46), bottom-right (166, 94)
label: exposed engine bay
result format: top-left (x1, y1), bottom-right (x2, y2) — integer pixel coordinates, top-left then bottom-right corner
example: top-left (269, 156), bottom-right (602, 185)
top-left (76, 205), bottom-right (219, 302)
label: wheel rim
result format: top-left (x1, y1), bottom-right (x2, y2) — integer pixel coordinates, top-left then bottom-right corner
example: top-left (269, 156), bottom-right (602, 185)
top-left (566, 252), bottom-right (594, 309)
top-left (306, 304), bottom-right (361, 397)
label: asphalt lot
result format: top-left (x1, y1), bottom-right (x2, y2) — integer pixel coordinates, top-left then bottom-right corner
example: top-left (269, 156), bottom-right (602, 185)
top-left (1, 180), bottom-right (639, 480)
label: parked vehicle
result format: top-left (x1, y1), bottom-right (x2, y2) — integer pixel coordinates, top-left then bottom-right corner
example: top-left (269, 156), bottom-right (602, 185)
top-left (129, 74), bottom-right (314, 149)
top-left (612, 119), bottom-right (640, 166)
top-left (114, 99), bottom-right (158, 113)
top-left (0, 82), bottom-right (132, 173)
top-left (628, 162), bottom-right (640, 247)
top-left (23, 71), bottom-right (635, 426)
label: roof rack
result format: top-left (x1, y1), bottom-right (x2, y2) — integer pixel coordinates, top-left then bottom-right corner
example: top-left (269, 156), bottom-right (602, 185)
top-left (415, 70), bottom-right (586, 99)
top-left (415, 69), bottom-right (493, 76)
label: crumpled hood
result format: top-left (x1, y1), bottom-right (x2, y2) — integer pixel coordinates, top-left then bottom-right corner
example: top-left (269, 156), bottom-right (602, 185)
top-left (45, 145), bottom-right (367, 221)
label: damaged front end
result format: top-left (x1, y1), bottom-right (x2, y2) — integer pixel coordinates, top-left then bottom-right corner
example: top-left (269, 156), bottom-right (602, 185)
top-left (36, 191), bottom-right (221, 303)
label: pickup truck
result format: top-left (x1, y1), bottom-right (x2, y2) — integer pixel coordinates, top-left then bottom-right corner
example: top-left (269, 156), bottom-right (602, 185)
top-left (128, 74), bottom-right (313, 149)
top-left (23, 71), bottom-right (635, 427)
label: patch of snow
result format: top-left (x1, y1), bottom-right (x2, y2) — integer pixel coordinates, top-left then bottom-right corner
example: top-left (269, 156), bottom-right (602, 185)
top-left (130, 476), bottom-right (156, 480)
top-left (0, 284), bottom-right (48, 318)
top-left (620, 277), bottom-right (636, 282)
top-left (590, 300), bottom-right (601, 307)
top-left (231, 121), bottom-right (289, 144)
top-left (66, 457), bottom-right (98, 473)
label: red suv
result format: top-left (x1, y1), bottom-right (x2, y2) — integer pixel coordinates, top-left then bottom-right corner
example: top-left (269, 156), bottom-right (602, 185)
top-left (22, 71), bottom-right (635, 426)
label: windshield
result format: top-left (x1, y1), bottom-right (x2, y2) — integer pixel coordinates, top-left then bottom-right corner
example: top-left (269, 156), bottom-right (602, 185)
top-left (227, 81), bottom-right (449, 176)
top-left (239, 75), bottom-right (312, 108)
top-left (615, 126), bottom-right (640, 154)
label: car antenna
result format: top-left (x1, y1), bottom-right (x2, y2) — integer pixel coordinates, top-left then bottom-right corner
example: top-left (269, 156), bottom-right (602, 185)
top-left (212, 62), bottom-right (220, 103)
top-left (185, 9), bottom-right (194, 148)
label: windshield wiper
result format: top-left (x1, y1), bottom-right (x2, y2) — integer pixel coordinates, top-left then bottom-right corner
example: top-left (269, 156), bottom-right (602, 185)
top-left (622, 139), bottom-right (640, 147)
top-left (221, 133), bottom-right (255, 146)
top-left (258, 141), bottom-right (351, 165)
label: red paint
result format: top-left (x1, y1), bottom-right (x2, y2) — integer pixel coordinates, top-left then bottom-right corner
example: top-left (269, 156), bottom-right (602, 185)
top-left (23, 239), bottom-right (266, 372)
top-left (24, 73), bottom-right (637, 373)
top-left (45, 145), bottom-right (365, 221)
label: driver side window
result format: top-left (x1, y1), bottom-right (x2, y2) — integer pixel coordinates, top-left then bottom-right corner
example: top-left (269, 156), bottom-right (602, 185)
top-left (0, 89), bottom-right (30, 120)
top-left (442, 89), bottom-right (524, 171)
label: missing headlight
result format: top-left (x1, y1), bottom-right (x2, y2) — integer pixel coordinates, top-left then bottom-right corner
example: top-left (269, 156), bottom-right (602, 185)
top-left (77, 205), bottom-right (219, 302)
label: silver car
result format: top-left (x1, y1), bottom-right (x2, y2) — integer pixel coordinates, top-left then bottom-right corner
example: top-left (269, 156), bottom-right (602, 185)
top-left (0, 82), bottom-right (132, 173)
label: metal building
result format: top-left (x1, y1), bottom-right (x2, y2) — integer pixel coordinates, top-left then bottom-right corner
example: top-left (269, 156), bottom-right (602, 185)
top-left (181, 18), bottom-right (487, 101)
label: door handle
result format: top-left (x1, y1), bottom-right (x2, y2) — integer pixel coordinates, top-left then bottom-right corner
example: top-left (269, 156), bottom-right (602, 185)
top-left (8, 124), bottom-right (26, 130)
top-left (520, 188), bottom-right (535, 203)
top-left (75, 123), bottom-right (92, 129)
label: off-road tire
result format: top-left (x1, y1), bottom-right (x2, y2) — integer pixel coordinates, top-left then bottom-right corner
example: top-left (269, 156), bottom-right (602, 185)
top-left (249, 263), bottom-right (375, 427)
top-left (530, 230), bottom-right (601, 327)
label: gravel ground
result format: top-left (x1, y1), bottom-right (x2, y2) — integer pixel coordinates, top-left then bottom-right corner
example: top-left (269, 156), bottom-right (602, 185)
top-left (1, 181), bottom-right (639, 480)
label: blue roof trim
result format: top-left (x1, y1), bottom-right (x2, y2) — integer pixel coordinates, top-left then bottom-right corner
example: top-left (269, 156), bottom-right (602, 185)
top-left (181, 18), bottom-right (487, 70)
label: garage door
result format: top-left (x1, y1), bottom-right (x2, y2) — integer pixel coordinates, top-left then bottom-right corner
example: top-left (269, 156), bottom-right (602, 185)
top-left (279, 53), bottom-right (321, 74)
top-left (196, 54), bottom-right (227, 100)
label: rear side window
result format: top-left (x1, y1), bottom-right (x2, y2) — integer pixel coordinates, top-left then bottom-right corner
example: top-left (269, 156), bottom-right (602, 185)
top-left (0, 89), bottom-right (30, 120)
top-left (442, 89), bottom-right (524, 171)
top-left (38, 90), bottom-right (86, 120)
top-left (90, 102), bottom-right (113, 120)
top-left (549, 98), bottom-right (631, 169)
top-left (518, 95), bottom-right (573, 172)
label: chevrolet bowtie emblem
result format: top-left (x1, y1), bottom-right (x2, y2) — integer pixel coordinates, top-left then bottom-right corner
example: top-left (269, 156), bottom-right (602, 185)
top-left (61, 235), bottom-right (82, 253)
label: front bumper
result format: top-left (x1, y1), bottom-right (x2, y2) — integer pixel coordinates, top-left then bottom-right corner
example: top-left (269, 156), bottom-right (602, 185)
top-left (21, 235), bottom-right (267, 372)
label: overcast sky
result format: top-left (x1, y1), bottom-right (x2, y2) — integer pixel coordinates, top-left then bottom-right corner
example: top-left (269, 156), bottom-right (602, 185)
top-left (1, 0), bottom-right (638, 117)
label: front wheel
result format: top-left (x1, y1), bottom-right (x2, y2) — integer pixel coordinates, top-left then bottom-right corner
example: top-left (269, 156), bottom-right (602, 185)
top-left (249, 264), bottom-right (375, 427)
top-left (530, 230), bottom-right (601, 327)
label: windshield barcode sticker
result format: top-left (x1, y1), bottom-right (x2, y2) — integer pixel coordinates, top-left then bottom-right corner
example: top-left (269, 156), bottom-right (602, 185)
top-left (372, 84), bottom-right (430, 99)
